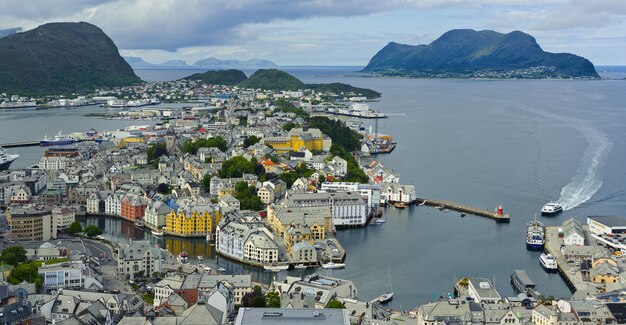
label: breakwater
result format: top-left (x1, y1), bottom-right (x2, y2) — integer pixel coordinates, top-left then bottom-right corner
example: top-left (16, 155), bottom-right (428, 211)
top-left (415, 197), bottom-right (510, 223)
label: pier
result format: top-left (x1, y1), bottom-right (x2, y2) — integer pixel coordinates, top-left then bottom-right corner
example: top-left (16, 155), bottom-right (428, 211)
top-left (0, 141), bottom-right (40, 148)
top-left (414, 197), bottom-right (510, 223)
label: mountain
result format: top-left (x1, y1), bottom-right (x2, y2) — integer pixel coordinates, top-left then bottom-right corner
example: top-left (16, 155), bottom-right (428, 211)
top-left (235, 69), bottom-right (381, 98)
top-left (363, 29), bottom-right (599, 79)
top-left (0, 27), bottom-right (21, 38)
top-left (160, 59), bottom-right (188, 67)
top-left (124, 56), bottom-right (153, 67)
top-left (183, 69), bottom-right (248, 85)
top-left (238, 69), bottom-right (305, 91)
top-left (0, 22), bottom-right (141, 94)
top-left (193, 57), bottom-right (277, 69)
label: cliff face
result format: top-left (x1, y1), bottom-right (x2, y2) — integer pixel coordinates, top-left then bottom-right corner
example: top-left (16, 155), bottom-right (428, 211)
top-left (0, 22), bottom-right (141, 94)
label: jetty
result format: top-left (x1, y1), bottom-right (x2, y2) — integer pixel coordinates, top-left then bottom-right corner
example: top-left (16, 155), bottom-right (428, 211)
top-left (0, 141), bottom-right (40, 148)
top-left (415, 197), bottom-right (510, 223)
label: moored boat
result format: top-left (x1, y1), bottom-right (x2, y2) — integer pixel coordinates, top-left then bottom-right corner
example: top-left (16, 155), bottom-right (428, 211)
top-left (379, 266), bottom-right (394, 304)
top-left (177, 252), bottom-right (189, 264)
top-left (134, 219), bottom-right (144, 227)
top-left (541, 203), bottom-right (563, 216)
top-left (263, 264), bottom-right (289, 272)
top-left (40, 131), bottom-right (76, 146)
top-left (321, 262), bottom-right (346, 269)
top-left (0, 147), bottom-right (19, 171)
top-left (526, 220), bottom-right (545, 250)
top-left (539, 253), bottom-right (558, 272)
top-left (394, 202), bottom-right (407, 209)
top-left (151, 228), bottom-right (164, 236)
top-left (294, 264), bottom-right (308, 269)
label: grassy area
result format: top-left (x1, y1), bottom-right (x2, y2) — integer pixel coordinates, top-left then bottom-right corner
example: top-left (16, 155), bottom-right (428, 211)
top-left (43, 257), bottom-right (71, 265)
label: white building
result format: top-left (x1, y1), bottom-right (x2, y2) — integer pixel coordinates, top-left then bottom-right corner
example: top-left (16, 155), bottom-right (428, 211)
top-left (86, 192), bottom-right (102, 214)
top-left (38, 156), bottom-right (69, 171)
top-left (117, 240), bottom-right (162, 280)
top-left (216, 216), bottom-right (278, 264)
top-left (105, 192), bottom-right (123, 215)
top-left (286, 191), bottom-right (368, 227)
top-left (38, 260), bottom-right (103, 292)
top-left (563, 218), bottom-right (585, 246)
top-left (588, 216), bottom-right (626, 235)
top-left (380, 183), bottom-right (415, 204)
top-left (467, 278), bottom-right (501, 304)
top-left (52, 206), bottom-right (75, 230)
top-left (144, 200), bottom-right (173, 229)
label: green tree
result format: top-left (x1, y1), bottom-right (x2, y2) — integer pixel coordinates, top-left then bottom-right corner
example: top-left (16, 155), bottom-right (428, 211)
top-left (181, 136), bottom-right (227, 154)
top-left (242, 285), bottom-right (266, 307)
top-left (220, 156), bottom-right (256, 178)
top-left (84, 225), bottom-right (103, 237)
top-left (326, 299), bottom-right (346, 309)
top-left (67, 221), bottom-right (83, 235)
top-left (147, 142), bottom-right (168, 168)
top-left (7, 261), bottom-right (43, 291)
top-left (234, 181), bottom-right (264, 211)
top-left (201, 174), bottom-right (213, 192)
top-left (282, 122), bottom-right (296, 131)
top-left (0, 246), bottom-right (27, 266)
top-left (157, 183), bottom-right (172, 194)
top-left (243, 135), bottom-right (260, 147)
top-left (265, 291), bottom-right (281, 308)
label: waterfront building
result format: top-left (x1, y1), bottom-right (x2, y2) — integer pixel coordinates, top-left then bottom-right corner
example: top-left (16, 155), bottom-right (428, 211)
top-left (38, 260), bottom-right (103, 293)
top-left (262, 126), bottom-right (331, 153)
top-left (267, 205), bottom-right (330, 238)
top-left (144, 200), bottom-right (173, 229)
top-left (38, 156), bottom-right (69, 171)
top-left (117, 240), bottom-right (162, 280)
top-left (285, 191), bottom-right (368, 227)
top-left (104, 192), bottom-right (124, 215)
top-left (561, 246), bottom-right (608, 263)
top-left (588, 216), bottom-right (626, 235)
top-left (532, 305), bottom-right (579, 325)
top-left (284, 224), bottom-right (313, 253)
top-left (467, 278), bottom-right (502, 304)
top-left (235, 308), bottom-right (350, 325)
top-left (380, 183), bottom-right (415, 204)
top-left (120, 194), bottom-right (148, 220)
top-left (216, 214), bottom-right (278, 264)
top-left (6, 205), bottom-right (57, 241)
top-left (289, 241), bottom-right (317, 264)
top-left (562, 218), bottom-right (585, 246)
top-left (86, 191), bottom-right (104, 214)
top-left (52, 206), bottom-right (75, 230)
top-left (320, 182), bottom-right (381, 209)
top-left (272, 275), bottom-right (358, 309)
top-left (165, 204), bottom-right (221, 237)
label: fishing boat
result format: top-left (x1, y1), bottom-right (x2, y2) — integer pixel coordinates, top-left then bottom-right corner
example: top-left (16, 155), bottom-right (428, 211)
top-left (321, 262), bottom-right (346, 269)
top-left (40, 131), bottom-right (76, 146)
top-left (151, 228), bottom-right (164, 237)
top-left (177, 252), bottom-right (189, 264)
top-left (539, 253), bottom-right (558, 272)
top-left (526, 219), bottom-right (545, 250)
top-left (134, 219), bottom-right (144, 228)
top-left (378, 266), bottom-right (394, 304)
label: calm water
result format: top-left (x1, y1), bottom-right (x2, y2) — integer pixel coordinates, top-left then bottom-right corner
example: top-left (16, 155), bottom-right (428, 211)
top-left (1, 67), bottom-right (625, 310)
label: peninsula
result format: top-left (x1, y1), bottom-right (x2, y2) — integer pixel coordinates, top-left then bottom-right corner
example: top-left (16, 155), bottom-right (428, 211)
top-left (363, 29), bottom-right (599, 79)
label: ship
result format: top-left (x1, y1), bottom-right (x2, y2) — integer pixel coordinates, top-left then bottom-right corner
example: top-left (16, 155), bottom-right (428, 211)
top-left (0, 147), bottom-right (19, 171)
top-left (526, 220), bottom-right (545, 250)
top-left (40, 131), bottom-right (76, 146)
top-left (541, 203), bottom-right (563, 216)
top-left (321, 262), bottom-right (346, 269)
top-left (539, 253), bottom-right (558, 272)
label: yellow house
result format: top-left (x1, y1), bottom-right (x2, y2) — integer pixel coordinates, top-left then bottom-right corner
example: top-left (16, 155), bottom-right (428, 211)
top-left (267, 205), bottom-right (330, 239)
top-left (118, 137), bottom-right (144, 148)
top-left (590, 262), bottom-right (620, 286)
top-left (166, 205), bottom-right (221, 237)
top-left (284, 225), bottom-right (314, 253)
top-left (262, 127), bottom-right (330, 153)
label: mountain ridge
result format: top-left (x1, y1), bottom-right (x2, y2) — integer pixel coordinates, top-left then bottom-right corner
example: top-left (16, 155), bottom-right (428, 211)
top-left (363, 29), bottom-right (599, 79)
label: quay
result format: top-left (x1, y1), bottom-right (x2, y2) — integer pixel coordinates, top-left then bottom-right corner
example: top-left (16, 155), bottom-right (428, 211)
top-left (0, 141), bottom-right (40, 148)
top-left (415, 197), bottom-right (510, 223)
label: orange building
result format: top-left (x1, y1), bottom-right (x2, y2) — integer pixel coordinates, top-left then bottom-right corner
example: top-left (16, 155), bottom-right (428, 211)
top-left (121, 195), bottom-right (148, 220)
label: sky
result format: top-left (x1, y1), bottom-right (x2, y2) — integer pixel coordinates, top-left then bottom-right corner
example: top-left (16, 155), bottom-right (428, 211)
top-left (1, 0), bottom-right (625, 66)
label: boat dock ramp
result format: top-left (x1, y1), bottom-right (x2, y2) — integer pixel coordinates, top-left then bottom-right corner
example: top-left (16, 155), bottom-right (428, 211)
top-left (415, 197), bottom-right (510, 223)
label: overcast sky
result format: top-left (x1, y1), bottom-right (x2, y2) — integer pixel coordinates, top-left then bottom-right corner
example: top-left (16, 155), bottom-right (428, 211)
top-left (1, 0), bottom-right (624, 65)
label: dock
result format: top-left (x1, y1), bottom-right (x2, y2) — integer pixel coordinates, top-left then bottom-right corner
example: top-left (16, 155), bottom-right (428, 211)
top-left (415, 197), bottom-right (510, 223)
top-left (0, 141), bottom-right (40, 148)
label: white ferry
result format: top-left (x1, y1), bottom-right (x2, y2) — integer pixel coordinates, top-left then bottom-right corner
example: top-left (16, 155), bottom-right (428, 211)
top-left (541, 203), bottom-right (563, 216)
top-left (321, 262), bottom-right (346, 269)
top-left (539, 253), bottom-right (558, 272)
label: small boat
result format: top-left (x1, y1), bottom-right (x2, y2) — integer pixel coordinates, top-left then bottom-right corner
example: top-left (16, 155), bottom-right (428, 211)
top-left (217, 267), bottom-right (226, 272)
top-left (436, 205), bottom-right (445, 210)
top-left (460, 213), bottom-right (466, 218)
top-left (526, 219), bottom-right (545, 250)
top-left (418, 200), bottom-right (426, 206)
top-left (151, 228), bottom-right (164, 237)
top-left (379, 266), bottom-right (394, 304)
top-left (134, 219), bottom-right (144, 227)
top-left (443, 209), bottom-right (450, 212)
top-left (541, 203), bottom-right (563, 216)
top-left (203, 266), bottom-right (212, 272)
top-left (321, 262), bottom-right (346, 269)
top-left (539, 253), bottom-right (558, 272)
top-left (372, 218), bottom-right (387, 225)
top-left (394, 202), bottom-right (407, 209)
top-left (177, 252), bottom-right (189, 264)
top-left (294, 264), bottom-right (307, 269)
top-left (197, 256), bottom-right (203, 261)
top-left (264, 264), bottom-right (289, 272)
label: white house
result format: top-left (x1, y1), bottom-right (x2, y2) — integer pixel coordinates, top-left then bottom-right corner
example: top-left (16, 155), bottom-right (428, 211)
top-left (563, 218), bottom-right (585, 246)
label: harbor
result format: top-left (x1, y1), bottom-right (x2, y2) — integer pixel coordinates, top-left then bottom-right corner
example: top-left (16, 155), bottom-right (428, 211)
top-left (414, 197), bottom-right (511, 223)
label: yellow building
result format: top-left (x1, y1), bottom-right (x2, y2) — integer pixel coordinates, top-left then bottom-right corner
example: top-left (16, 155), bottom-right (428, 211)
top-left (166, 205), bottom-right (221, 237)
top-left (262, 127), bottom-right (331, 153)
top-left (118, 137), bottom-right (144, 148)
top-left (267, 205), bottom-right (330, 240)
top-left (284, 225), bottom-right (315, 253)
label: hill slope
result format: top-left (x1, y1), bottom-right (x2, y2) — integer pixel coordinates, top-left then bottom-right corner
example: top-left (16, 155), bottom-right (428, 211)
top-left (363, 29), bottom-right (599, 79)
top-left (182, 69), bottom-right (248, 85)
top-left (0, 22), bottom-right (141, 94)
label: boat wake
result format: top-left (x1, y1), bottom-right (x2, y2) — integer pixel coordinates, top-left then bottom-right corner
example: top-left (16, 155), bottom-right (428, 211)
top-left (555, 119), bottom-right (612, 211)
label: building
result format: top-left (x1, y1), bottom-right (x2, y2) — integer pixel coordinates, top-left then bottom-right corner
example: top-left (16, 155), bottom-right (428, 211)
top-left (117, 240), bottom-right (162, 280)
top-left (86, 191), bottom-right (103, 214)
top-left (52, 206), bottom-right (75, 230)
top-left (380, 183), bottom-right (415, 204)
top-left (588, 216), bottom-right (626, 235)
top-left (467, 278), bottom-right (501, 304)
top-left (263, 126), bottom-right (331, 153)
top-left (38, 260), bottom-right (104, 292)
top-left (105, 192), bottom-right (123, 215)
top-left (218, 194), bottom-right (240, 211)
top-left (286, 191), bottom-right (368, 227)
top-left (532, 305), bottom-right (579, 325)
top-left (166, 204), bottom-right (221, 237)
top-left (267, 205), bottom-right (330, 238)
top-left (6, 205), bottom-right (57, 241)
top-left (235, 308), bottom-right (350, 325)
top-left (272, 275), bottom-right (358, 309)
top-left (120, 194), bottom-right (148, 220)
top-left (216, 215), bottom-right (278, 265)
top-left (563, 218), bottom-right (585, 246)
top-left (0, 286), bottom-right (32, 325)
top-left (38, 156), bottom-right (69, 171)
top-left (144, 200), bottom-right (173, 229)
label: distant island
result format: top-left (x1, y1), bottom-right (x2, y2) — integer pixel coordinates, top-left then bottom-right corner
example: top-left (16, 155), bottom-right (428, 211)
top-left (125, 56), bottom-right (278, 69)
top-left (363, 29), bottom-right (599, 79)
top-left (182, 68), bottom-right (381, 99)
top-left (0, 22), bottom-right (140, 94)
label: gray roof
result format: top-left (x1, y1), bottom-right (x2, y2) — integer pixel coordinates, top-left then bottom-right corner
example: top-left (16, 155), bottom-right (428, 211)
top-left (235, 308), bottom-right (349, 325)
top-left (589, 216), bottom-right (626, 228)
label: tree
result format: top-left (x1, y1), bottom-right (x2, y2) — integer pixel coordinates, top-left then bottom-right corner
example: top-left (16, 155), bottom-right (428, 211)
top-left (84, 225), bottom-right (103, 237)
top-left (242, 285), bottom-right (266, 307)
top-left (282, 122), bottom-right (296, 131)
top-left (157, 183), bottom-right (172, 194)
top-left (326, 299), bottom-right (346, 309)
top-left (265, 291), bottom-right (281, 308)
top-left (7, 261), bottom-right (43, 291)
top-left (147, 142), bottom-right (168, 168)
top-left (220, 156), bottom-right (256, 178)
top-left (243, 135), bottom-right (260, 148)
top-left (181, 136), bottom-right (227, 154)
top-left (201, 174), bottom-right (213, 192)
top-left (234, 181), bottom-right (264, 211)
top-left (67, 221), bottom-right (83, 235)
top-left (0, 246), bottom-right (27, 266)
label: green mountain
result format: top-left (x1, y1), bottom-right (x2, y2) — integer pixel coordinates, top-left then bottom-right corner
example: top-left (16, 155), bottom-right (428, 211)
top-left (238, 69), bottom-right (305, 91)
top-left (363, 29), bottom-right (599, 79)
top-left (0, 22), bottom-right (141, 95)
top-left (183, 69), bottom-right (247, 85)
top-left (236, 69), bottom-right (381, 98)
